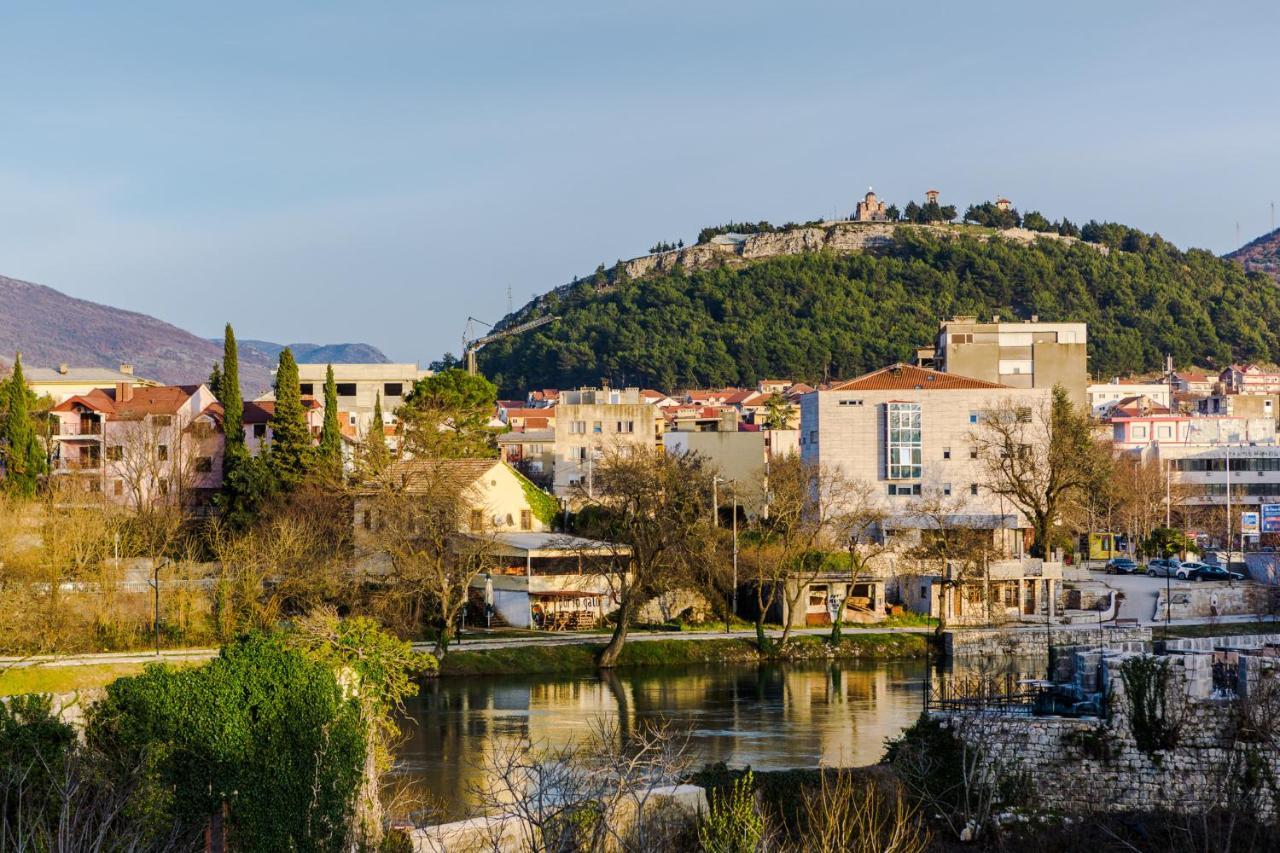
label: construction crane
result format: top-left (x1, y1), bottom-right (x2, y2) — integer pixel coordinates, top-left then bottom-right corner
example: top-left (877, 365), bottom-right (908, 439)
top-left (463, 314), bottom-right (559, 376)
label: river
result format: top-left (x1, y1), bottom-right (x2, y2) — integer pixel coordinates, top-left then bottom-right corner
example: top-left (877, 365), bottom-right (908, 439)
top-left (394, 659), bottom-right (931, 819)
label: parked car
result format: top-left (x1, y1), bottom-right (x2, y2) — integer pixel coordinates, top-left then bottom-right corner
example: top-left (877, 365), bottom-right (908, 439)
top-left (1175, 561), bottom-right (1210, 580)
top-left (1191, 565), bottom-right (1245, 582)
top-left (1147, 558), bottom-right (1182, 578)
top-left (1105, 557), bottom-right (1139, 575)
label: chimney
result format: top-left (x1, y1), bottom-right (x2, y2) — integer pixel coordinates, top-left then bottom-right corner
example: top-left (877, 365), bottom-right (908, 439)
top-left (115, 381), bottom-right (134, 403)
top-left (119, 362), bottom-right (133, 376)
top-left (1030, 314), bottom-right (1039, 323)
top-left (58, 363), bottom-right (69, 374)
top-left (992, 314), bottom-right (1001, 323)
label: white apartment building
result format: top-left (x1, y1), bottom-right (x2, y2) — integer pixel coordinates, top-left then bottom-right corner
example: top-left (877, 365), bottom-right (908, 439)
top-left (1087, 380), bottom-right (1171, 417)
top-left (799, 364), bottom-right (1051, 550)
top-left (552, 388), bottom-right (655, 499)
top-left (260, 362), bottom-right (431, 439)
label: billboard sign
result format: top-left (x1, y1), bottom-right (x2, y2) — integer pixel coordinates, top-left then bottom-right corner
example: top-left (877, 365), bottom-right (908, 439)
top-left (1263, 503), bottom-right (1280, 534)
top-left (1242, 511), bottom-right (1261, 535)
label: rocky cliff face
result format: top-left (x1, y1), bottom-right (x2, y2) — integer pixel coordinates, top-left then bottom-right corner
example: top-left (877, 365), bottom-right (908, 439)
top-left (1226, 227), bottom-right (1280, 284)
top-left (534, 221), bottom-right (1088, 312)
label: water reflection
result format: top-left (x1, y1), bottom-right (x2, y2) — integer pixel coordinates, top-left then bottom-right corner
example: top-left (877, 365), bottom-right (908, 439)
top-left (395, 661), bottom-right (932, 819)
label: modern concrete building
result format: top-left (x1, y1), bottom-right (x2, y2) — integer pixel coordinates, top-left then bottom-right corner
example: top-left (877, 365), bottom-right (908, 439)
top-left (1198, 393), bottom-right (1278, 421)
top-left (265, 362), bottom-right (432, 440)
top-left (552, 388), bottom-right (655, 499)
top-left (921, 316), bottom-right (1088, 407)
top-left (1221, 364), bottom-right (1280, 395)
top-left (26, 363), bottom-right (159, 404)
top-left (799, 363), bottom-right (1052, 551)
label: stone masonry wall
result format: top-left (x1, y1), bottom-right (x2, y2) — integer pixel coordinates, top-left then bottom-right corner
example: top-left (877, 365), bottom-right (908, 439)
top-left (945, 626), bottom-right (1150, 658)
top-left (940, 652), bottom-right (1280, 816)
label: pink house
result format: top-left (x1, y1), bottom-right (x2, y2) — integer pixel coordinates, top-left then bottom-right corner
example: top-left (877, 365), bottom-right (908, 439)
top-left (49, 382), bottom-right (224, 509)
top-left (1221, 364), bottom-right (1280, 395)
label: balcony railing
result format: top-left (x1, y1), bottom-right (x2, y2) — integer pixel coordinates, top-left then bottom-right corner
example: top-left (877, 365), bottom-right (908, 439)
top-left (55, 457), bottom-right (102, 471)
top-left (57, 422), bottom-right (103, 437)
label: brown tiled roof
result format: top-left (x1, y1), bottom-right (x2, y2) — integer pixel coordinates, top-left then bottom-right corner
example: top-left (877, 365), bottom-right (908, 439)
top-left (372, 458), bottom-right (503, 492)
top-left (51, 384), bottom-right (200, 417)
top-left (828, 364), bottom-right (1008, 392)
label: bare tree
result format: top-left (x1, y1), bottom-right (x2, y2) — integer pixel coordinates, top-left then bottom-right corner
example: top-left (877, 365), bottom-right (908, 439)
top-left (970, 386), bottom-right (1105, 557)
top-left (829, 479), bottom-right (890, 643)
top-left (359, 461), bottom-right (497, 655)
top-left (740, 456), bottom-right (866, 649)
top-left (904, 488), bottom-right (1004, 630)
top-left (572, 446), bottom-right (715, 668)
top-left (109, 415), bottom-right (199, 515)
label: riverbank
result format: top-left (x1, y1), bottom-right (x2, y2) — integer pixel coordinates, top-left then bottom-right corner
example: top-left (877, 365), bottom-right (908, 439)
top-left (437, 632), bottom-right (928, 677)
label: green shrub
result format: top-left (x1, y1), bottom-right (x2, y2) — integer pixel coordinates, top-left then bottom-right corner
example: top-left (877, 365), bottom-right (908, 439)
top-left (88, 633), bottom-right (366, 852)
top-left (699, 768), bottom-right (764, 853)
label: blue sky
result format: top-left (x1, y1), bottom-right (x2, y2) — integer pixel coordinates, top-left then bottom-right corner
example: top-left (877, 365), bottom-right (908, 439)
top-left (1, 2), bottom-right (1277, 364)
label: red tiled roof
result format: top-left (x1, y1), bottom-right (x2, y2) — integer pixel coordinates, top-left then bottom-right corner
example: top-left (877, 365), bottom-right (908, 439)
top-left (828, 364), bottom-right (1008, 392)
top-left (243, 398), bottom-right (321, 424)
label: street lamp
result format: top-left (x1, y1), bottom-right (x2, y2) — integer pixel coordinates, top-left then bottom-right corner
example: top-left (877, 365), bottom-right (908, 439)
top-left (149, 557), bottom-right (169, 657)
top-left (712, 476), bottom-right (737, 633)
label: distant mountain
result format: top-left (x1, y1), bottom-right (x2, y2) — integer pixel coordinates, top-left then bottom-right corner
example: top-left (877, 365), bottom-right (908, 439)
top-left (233, 340), bottom-right (390, 365)
top-left (1226, 227), bottom-right (1280, 284)
top-left (0, 274), bottom-right (274, 392)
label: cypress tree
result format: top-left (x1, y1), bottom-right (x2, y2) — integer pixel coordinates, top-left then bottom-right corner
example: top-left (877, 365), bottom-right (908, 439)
top-left (268, 347), bottom-right (314, 490)
top-left (361, 391), bottom-right (391, 476)
top-left (2, 354), bottom-right (46, 497)
top-left (317, 363), bottom-right (343, 476)
top-left (207, 361), bottom-right (223, 400)
top-left (221, 324), bottom-right (244, 452)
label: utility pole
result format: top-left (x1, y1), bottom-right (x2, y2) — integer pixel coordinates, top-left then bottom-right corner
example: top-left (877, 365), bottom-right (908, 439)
top-left (1226, 445), bottom-right (1233, 558)
top-left (731, 486), bottom-right (739, 629)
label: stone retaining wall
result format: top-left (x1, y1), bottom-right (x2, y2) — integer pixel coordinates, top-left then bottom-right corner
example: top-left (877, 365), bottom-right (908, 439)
top-left (944, 625), bottom-right (1149, 658)
top-left (940, 652), bottom-right (1280, 816)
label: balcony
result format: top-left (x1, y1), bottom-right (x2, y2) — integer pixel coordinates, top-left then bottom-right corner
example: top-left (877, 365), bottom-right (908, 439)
top-left (56, 422), bottom-right (103, 438)
top-left (54, 457), bottom-right (103, 472)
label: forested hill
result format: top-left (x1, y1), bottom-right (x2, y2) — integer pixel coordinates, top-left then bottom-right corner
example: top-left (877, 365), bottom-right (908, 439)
top-left (476, 225), bottom-right (1280, 395)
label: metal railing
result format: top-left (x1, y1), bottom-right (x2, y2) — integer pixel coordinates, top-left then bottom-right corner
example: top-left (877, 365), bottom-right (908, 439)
top-left (58, 422), bottom-right (103, 436)
top-left (925, 673), bottom-right (1042, 715)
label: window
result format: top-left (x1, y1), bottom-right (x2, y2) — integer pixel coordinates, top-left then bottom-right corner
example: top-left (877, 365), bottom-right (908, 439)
top-left (158, 478), bottom-right (169, 495)
top-left (616, 420), bottom-right (635, 433)
top-left (157, 445), bottom-right (169, 461)
top-left (943, 447), bottom-right (951, 460)
top-left (570, 420), bottom-right (586, 434)
top-left (969, 448), bottom-right (978, 460)
top-left (336, 383), bottom-right (357, 397)
top-left (809, 430), bottom-right (818, 444)
top-left (520, 509), bottom-right (533, 531)
top-left (192, 421), bottom-right (211, 438)
top-left (838, 399), bottom-right (864, 407)
top-left (113, 480), bottom-right (123, 496)
top-left (299, 383), bottom-right (314, 396)
top-left (969, 412), bottom-right (980, 424)
top-left (576, 447), bottom-right (588, 462)
top-left (362, 510), bottom-right (373, 531)
top-left (951, 333), bottom-right (973, 344)
top-left (921, 586), bottom-right (928, 599)
top-left (349, 414), bottom-right (358, 426)
top-left (253, 423), bottom-right (267, 438)
top-left (887, 483), bottom-right (921, 496)
top-left (384, 382), bottom-right (404, 398)
top-left (195, 456), bottom-right (213, 473)
top-left (469, 509), bottom-right (484, 532)
top-left (1015, 407), bottom-right (1032, 423)
top-left (152, 415), bottom-right (172, 427)
top-left (107, 445), bottom-right (123, 462)
top-left (885, 402), bottom-right (922, 479)
top-left (942, 483), bottom-right (952, 496)
top-left (592, 421), bottom-right (602, 434)
top-left (970, 483), bottom-right (979, 496)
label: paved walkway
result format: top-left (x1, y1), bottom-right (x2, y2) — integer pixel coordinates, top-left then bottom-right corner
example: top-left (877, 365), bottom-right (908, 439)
top-left (6, 608), bottom-right (1278, 670)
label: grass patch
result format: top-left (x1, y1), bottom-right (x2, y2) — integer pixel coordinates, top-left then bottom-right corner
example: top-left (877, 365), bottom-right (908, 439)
top-left (1159, 620), bottom-right (1280, 640)
top-left (438, 633), bottom-right (927, 678)
top-left (0, 662), bottom-right (151, 696)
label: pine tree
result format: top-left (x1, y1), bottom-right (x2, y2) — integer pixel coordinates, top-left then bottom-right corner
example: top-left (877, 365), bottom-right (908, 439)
top-left (360, 391), bottom-right (391, 477)
top-left (1, 354), bottom-right (46, 496)
top-left (220, 324), bottom-right (244, 452)
top-left (268, 347), bottom-right (314, 490)
top-left (317, 363), bottom-right (343, 476)
top-left (207, 361), bottom-right (223, 399)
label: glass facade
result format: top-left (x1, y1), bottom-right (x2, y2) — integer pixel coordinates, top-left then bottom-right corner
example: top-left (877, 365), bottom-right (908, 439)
top-left (886, 403), bottom-right (922, 480)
